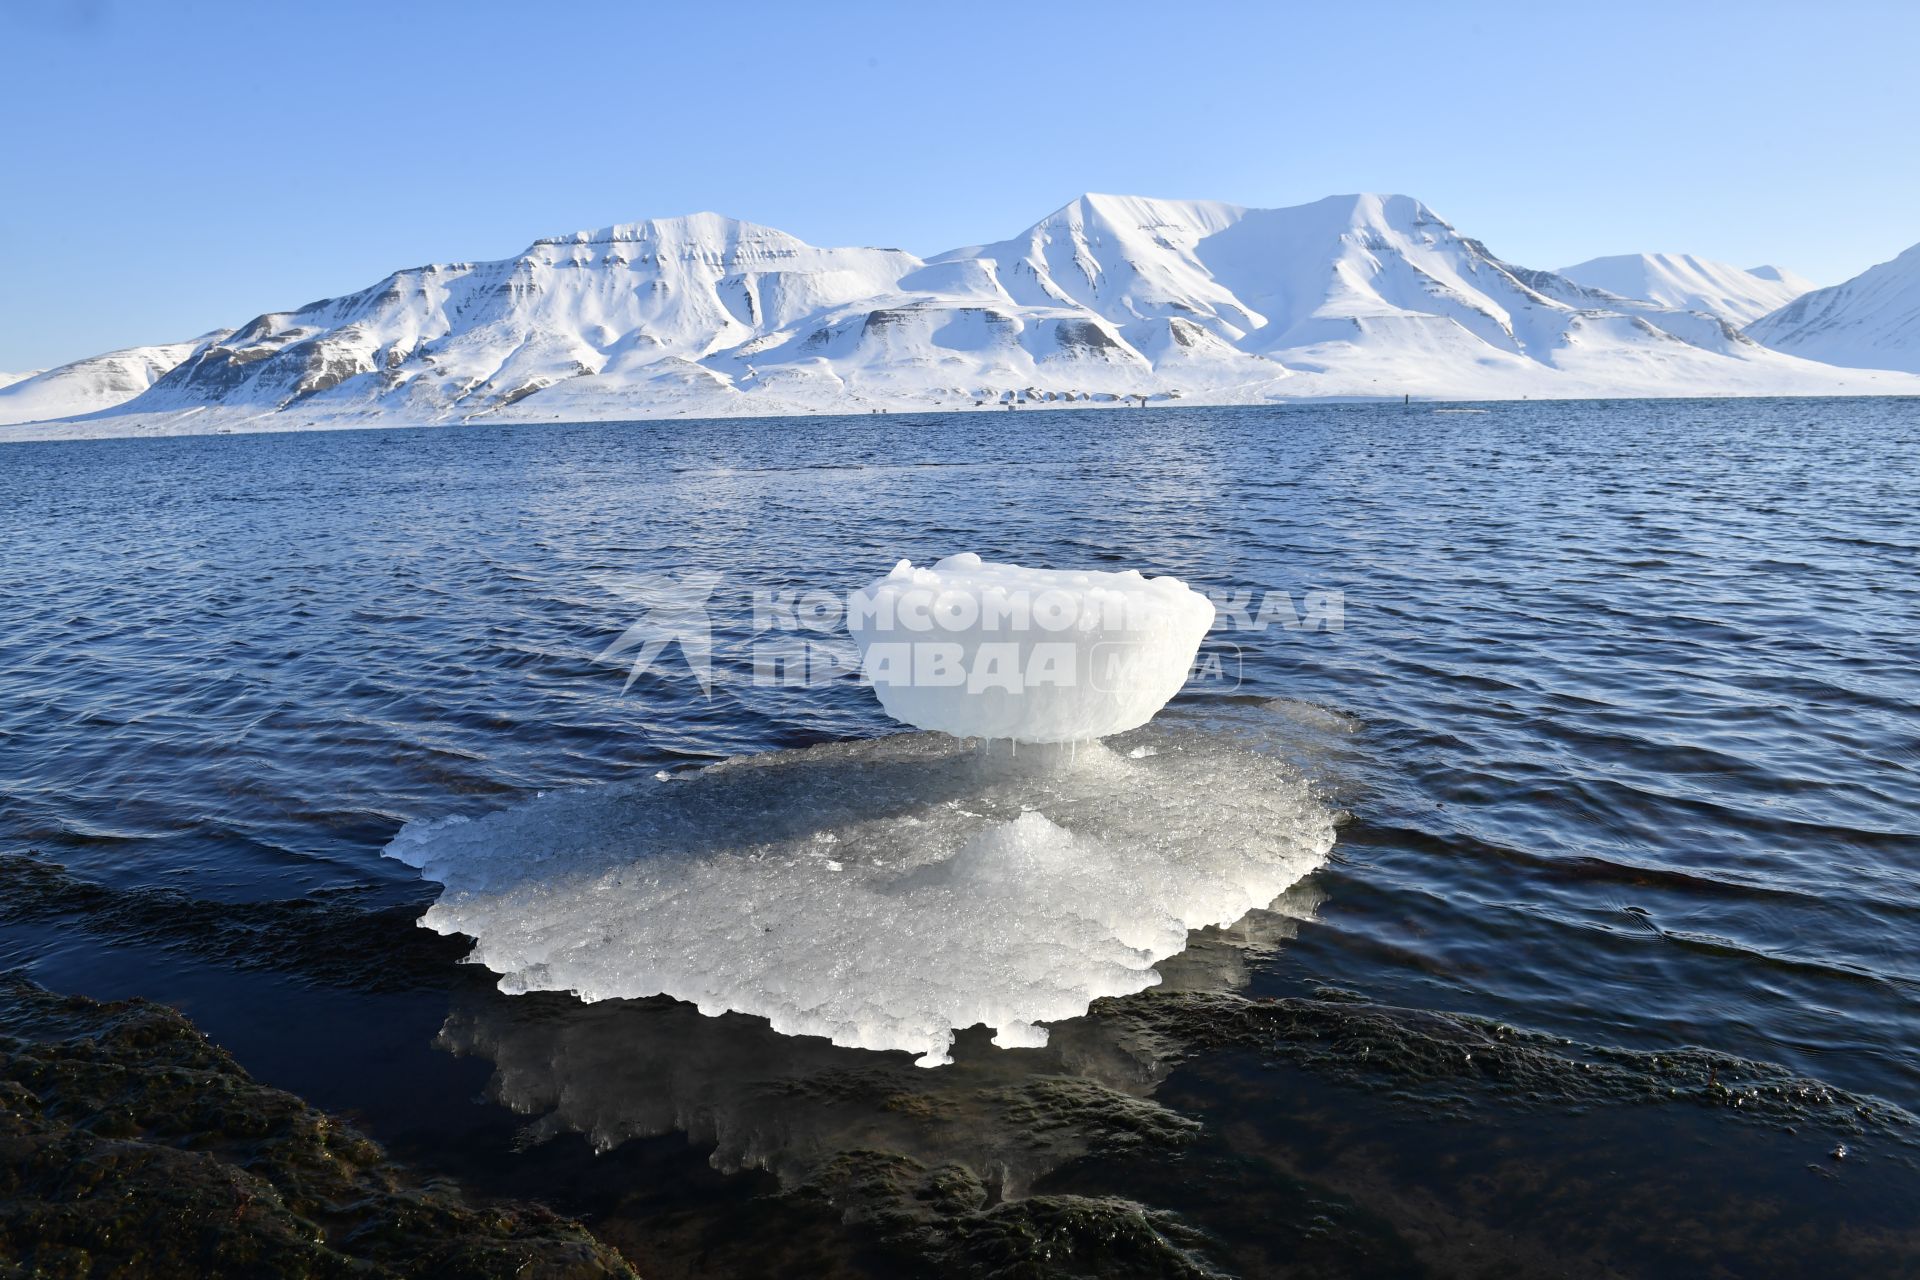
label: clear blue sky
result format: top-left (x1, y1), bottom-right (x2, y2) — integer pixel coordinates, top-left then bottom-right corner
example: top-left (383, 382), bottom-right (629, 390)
top-left (4, 0), bottom-right (1916, 371)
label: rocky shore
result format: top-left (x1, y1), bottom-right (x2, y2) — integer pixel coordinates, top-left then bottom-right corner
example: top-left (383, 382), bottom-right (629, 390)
top-left (0, 974), bottom-right (634, 1279)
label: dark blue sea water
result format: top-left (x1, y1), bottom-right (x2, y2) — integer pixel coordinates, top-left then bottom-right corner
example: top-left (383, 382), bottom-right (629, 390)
top-left (3, 399), bottom-right (1918, 1277)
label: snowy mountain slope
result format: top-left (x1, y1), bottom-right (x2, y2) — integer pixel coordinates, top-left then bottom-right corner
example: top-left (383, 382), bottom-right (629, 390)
top-left (0, 370), bottom-right (41, 391)
top-left (6, 196), bottom-right (1917, 441)
top-left (1745, 242), bottom-right (1920, 372)
top-left (1557, 253), bottom-right (1815, 327)
top-left (126, 214), bottom-right (920, 423)
top-left (926, 193), bottom-right (1879, 396)
top-left (0, 335), bottom-right (225, 425)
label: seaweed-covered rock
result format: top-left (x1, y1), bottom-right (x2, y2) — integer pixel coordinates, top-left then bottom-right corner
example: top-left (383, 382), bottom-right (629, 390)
top-left (1096, 989), bottom-right (1916, 1132)
top-left (805, 1150), bottom-right (1224, 1279)
top-left (0, 974), bottom-right (634, 1279)
top-left (986, 1077), bottom-right (1202, 1156)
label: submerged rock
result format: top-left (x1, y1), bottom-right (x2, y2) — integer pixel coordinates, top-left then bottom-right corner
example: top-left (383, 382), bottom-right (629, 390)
top-left (0, 974), bottom-right (633, 1279)
top-left (0, 852), bottom-right (470, 995)
top-left (804, 1150), bottom-right (1225, 1280)
top-left (1096, 989), bottom-right (1918, 1133)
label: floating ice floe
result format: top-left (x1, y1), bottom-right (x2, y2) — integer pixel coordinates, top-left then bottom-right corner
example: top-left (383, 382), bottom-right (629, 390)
top-left (848, 553), bottom-right (1216, 743)
top-left (432, 881), bottom-right (1325, 1187)
top-left (385, 708), bottom-right (1334, 1066)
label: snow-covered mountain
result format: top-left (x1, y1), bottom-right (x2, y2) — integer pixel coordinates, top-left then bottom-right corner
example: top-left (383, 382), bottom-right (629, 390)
top-left (1745, 242), bottom-right (1920, 373)
top-left (917, 193), bottom-right (1863, 401)
top-left (5, 196), bottom-right (1917, 440)
top-left (120, 213), bottom-right (921, 429)
top-left (1557, 253), bottom-right (1815, 327)
top-left (0, 335), bottom-right (226, 426)
top-left (0, 370), bottom-right (41, 391)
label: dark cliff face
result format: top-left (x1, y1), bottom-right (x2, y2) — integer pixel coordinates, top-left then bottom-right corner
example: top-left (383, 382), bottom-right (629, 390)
top-left (1053, 319), bottom-right (1125, 355)
top-left (147, 318), bottom-right (313, 404)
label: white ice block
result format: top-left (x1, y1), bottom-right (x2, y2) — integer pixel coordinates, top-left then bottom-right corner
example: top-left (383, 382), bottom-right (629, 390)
top-left (847, 553), bottom-right (1215, 743)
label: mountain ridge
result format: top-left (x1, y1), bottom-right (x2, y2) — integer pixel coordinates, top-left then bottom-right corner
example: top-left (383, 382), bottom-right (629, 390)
top-left (4, 195), bottom-right (1916, 439)
top-left (0, 334), bottom-right (230, 427)
top-left (1557, 253), bottom-right (1816, 327)
top-left (1745, 243), bottom-right (1920, 373)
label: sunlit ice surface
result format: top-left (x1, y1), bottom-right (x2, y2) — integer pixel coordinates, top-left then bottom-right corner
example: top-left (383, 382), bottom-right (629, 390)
top-left (384, 702), bottom-right (1335, 1066)
top-left (432, 879), bottom-right (1328, 1194)
top-left (848, 552), bottom-right (1216, 743)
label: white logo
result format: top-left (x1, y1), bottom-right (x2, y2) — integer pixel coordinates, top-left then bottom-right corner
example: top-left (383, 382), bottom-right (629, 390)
top-left (593, 570), bottom-right (723, 695)
top-left (594, 571), bottom-right (1341, 697)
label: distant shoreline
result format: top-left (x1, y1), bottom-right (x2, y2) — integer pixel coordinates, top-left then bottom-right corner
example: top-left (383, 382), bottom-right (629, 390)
top-left (5, 389), bottom-right (1918, 446)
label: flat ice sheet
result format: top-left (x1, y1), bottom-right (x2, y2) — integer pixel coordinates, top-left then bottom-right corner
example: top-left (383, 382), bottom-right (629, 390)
top-left (385, 708), bottom-right (1335, 1065)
